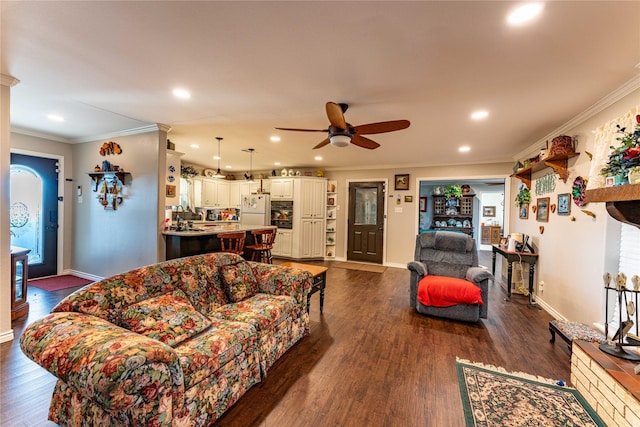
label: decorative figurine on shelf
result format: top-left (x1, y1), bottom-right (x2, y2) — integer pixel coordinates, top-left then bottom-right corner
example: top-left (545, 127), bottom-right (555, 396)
top-left (615, 272), bottom-right (627, 291)
top-left (632, 275), bottom-right (640, 291)
top-left (603, 272), bottom-right (611, 288)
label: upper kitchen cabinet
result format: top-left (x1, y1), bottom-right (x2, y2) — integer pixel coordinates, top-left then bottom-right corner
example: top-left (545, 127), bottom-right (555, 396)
top-left (299, 178), bottom-right (326, 218)
top-left (201, 178), bottom-right (230, 207)
top-left (270, 178), bottom-right (294, 199)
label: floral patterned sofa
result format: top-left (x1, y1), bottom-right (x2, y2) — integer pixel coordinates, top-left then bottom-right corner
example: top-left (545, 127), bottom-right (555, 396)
top-left (20, 252), bottom-right (312, 426)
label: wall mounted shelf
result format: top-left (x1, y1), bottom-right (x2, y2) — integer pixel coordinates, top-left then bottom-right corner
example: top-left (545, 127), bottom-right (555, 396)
top-left (88, 171), bottom-right (131, 210)
top-left (511, 152), bottom-right (580, 189)
top-left (88, 171), bottom-right (130, 191)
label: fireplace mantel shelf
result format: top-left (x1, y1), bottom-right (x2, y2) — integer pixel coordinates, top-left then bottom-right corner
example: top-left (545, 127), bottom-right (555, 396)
top-left (584, 184), bottom-right (640, 228)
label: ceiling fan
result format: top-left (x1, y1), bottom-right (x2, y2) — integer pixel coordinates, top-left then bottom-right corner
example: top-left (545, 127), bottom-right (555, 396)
top-left (275, 102), bottom-right (410, 150)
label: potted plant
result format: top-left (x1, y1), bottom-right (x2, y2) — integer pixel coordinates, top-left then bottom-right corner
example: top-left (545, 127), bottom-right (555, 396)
top-left (515, 187), bottom-right (531, 208)
top-left (444, 184), bottom-right (462, 199)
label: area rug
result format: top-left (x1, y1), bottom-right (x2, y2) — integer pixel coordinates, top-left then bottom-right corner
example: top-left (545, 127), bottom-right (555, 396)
top-left (332, 262), bottom-right (386, 273)
top-left (456, 359), bottom-right (604, 427)
top-left (29, 274), bottom-right (93, 291)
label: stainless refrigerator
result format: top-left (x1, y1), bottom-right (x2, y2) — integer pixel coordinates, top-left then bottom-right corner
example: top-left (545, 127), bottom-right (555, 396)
top-left (240, 194), bottom-right (271, 226)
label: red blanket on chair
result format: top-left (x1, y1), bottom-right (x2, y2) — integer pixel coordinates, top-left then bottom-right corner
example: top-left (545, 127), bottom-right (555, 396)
top-left (417, 275), bottom-right (484, 307)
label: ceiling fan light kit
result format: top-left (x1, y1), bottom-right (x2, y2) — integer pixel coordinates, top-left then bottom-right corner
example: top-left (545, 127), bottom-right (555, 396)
top-left (329, 134), bottom-right (351, 147)
top-left (275, 101), bottom-right (410, 150)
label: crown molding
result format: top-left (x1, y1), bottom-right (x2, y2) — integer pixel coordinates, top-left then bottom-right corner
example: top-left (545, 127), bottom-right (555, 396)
top-left (11, 126), bottom-right (72, 143)
top-left (514, 74), bottom-right (640, 161)
top-left (0, 74), bottom-right (20, 87)
top-left (72, 123), bottom-right (172, 143)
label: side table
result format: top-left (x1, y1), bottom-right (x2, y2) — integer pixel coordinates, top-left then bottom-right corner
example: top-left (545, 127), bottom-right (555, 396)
top-left (279, 261), bottom-right (328, 313)
top-left (491, 244), bottom-right (539, 307)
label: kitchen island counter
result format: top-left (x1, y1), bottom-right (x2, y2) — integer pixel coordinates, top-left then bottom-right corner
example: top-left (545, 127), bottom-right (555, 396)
top-left (163, 225), bottom-right (276, 260)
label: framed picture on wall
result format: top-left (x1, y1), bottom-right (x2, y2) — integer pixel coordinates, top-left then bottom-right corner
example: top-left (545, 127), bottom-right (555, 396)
top-left (419, 197), bottom-right (427, 212)
top-left (519, 204), bottom-right (529, 219)
top-left (557, 193), bottom-right (571, 215)
top-left (536, 197), bottom-right (550, 222)
top-left (483, 206), bottom-right (496, 217)
top-left (404, 195), bottom-right (413, 203)
top-left (395, 174), bottom-right (409, 190)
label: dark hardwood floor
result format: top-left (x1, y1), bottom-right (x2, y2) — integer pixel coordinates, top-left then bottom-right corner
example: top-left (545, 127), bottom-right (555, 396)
top-left (1, 254), bottom-right (571, 426)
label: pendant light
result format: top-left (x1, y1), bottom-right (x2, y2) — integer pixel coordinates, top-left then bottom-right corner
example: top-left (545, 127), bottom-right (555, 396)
top-left (243, 148), bottom-right (255, 182)
top-left (213, 137), bottom-right (226, 178)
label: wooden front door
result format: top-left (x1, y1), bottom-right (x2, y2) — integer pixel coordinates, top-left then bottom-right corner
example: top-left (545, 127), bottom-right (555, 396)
top-left (347, 181), bottom-right (385, 264)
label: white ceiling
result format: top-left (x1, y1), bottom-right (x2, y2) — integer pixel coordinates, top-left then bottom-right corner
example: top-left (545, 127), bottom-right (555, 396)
top-left (2, 1), bottom-right (639, 173)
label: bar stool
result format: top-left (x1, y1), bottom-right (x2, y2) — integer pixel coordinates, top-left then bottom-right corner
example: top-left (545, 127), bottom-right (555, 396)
top-left (245, 229), bottom-right (276, 263)
top-left (217, 232), bottom-right (246, 256)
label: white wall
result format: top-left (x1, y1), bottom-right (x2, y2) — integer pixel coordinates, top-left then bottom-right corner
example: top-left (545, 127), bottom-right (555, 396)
top-left (72, 130), bottom-right (165, 277)
top-left (509, 88), bottom-right (640, 325)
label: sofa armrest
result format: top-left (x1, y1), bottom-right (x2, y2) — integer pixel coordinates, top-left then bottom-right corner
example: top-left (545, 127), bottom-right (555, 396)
top-left (407, 261), bottom-right (428, 277)
top-left (466, 267), bottom-right (493, 319)
top-left (20, 312), bottom-right (184, 417)
top-left (407, 261), bottom-right (428, 309)
top-left (249, 262), bottom-right (313, 306)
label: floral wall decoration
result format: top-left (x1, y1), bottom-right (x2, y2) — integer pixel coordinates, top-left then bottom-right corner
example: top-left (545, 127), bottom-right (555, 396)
top-left (588, 106), bottom-right (640, 189)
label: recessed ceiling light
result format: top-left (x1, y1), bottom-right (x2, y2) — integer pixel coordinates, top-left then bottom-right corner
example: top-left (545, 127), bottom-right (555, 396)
top-left (270, 136), bottom-right (281, 142)
top-left (47, 114), bottom-right (65, 122)
top-left (471, 110), bottom-right (489, 120)
top-left (225, 165), bottom-right (232, 169)
top-left (314, 156), bottom-right (323, 161)
top-left (274, 162), bottom-right (281, 166)
top-left (190, 144), bottom-right (199, 149)
top-left (172, 88), bottom-right (191, 99)
top-left (459, 146), bottom-right (471, 153)
top-left (507, 3), bottom-right (544, 26)
top-left (213, 155), bottom-right (221, 160)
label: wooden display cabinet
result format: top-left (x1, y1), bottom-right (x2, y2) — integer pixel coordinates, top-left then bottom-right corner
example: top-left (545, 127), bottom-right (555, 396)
top-left (11, 246), bottom-right (30, 320)
top-left (431, 194), bottom-right (474, 236)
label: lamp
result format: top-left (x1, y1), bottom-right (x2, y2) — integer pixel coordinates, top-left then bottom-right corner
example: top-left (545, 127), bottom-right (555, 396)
top-left (329, 134), bottom-right (351, 147)
top-left (213, 137), bottom-right (226, 178)
top-left (243, 148), bottom-right (255, 182)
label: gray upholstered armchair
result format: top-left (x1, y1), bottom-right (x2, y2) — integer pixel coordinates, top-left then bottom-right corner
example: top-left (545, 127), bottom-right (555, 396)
top-left (407, 231), bottom-right (493, 322)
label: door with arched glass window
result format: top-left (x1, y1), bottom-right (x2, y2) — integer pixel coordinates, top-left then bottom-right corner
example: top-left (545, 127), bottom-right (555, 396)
top-left (10, 153), bottom-right (59, 278)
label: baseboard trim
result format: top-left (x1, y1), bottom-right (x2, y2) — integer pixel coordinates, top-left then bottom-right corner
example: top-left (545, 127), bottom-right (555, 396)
top-left (0, 328), bottom-right (15, 343)
top-left (63, 269), bottom-right (103, 283)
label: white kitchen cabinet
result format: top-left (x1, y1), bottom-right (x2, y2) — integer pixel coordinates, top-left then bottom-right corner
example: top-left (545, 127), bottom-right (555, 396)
top-left (300, 219), bottom-right (324, 258)
top-left (300, 178), bottom-right (326, 218)
top-left (270, 178), bottom-right (294, 199)
top-left (272, 229), bottom-right (293, 257)
top-left (201, 178), bottom-right (230, 207)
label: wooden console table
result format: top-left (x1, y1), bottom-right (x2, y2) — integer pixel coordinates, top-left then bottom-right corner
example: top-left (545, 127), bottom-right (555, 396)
top-left (279, 261), bottom-right (328, 314)
top-left (491, 244), bottom-right (538, 305)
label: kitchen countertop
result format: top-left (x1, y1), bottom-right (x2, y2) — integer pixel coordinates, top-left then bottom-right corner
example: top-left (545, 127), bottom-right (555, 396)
top-left (162, 224), bottom-right (276, 237)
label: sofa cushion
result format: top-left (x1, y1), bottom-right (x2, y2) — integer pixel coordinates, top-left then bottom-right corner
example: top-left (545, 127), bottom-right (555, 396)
top-left (173, 319), bottom-right (258, 389)
top-left (212, 293), bottom-right (301, 333)
top-left (221, 261), bottom-right (259, 302)
top-left (119, 289), bottom-right (212, 347)
top-left (418, 275), bottom-right (483, 308)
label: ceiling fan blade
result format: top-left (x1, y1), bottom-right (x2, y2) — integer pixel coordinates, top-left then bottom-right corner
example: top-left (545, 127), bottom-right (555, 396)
top-left (313, 138), bottom-right (331, 150)
top-left (326, 102), bottom-right (347, 129)
top-left (275, 127), bottom-right (327, 132)
top-left (353, 120), bottom-right (410, 135)
top-left (351, 134), bottom-right (380, 150)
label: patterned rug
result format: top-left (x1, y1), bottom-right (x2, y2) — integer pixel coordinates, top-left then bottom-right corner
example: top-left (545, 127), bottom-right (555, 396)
top-left (456, 359), bottom-right (604, 427)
